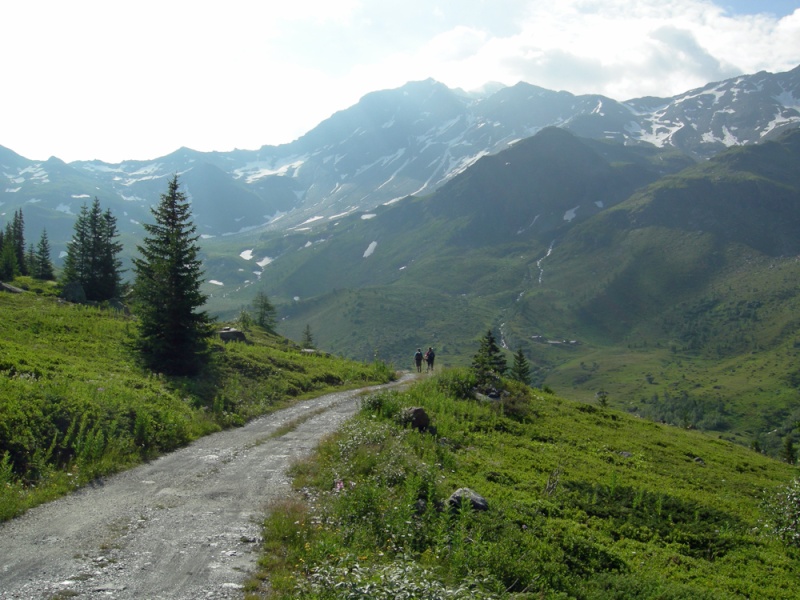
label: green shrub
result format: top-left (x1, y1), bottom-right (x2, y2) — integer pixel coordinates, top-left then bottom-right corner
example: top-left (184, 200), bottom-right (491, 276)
top-left (0, 293), bottom-right (391, 521)
top-left (360, 390), bottom-right (403, 420)
top-left (254, 370), bottom-right (800, 599)
top-left (763, 477), bottom-right (800, 547)
top-left (434, 368), bottom-right (477, 400)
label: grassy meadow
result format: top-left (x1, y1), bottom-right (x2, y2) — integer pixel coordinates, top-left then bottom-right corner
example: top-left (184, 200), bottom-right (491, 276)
top-left (0, 285), bottom-right (394, 521)
top-left (250, 371), bottom-right (800, 599)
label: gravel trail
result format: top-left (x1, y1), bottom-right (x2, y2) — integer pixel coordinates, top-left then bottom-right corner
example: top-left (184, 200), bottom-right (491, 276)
top-left (0, 376), bottom-right (412, 599)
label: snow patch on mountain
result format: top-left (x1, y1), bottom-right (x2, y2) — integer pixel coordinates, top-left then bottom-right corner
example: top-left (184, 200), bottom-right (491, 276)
top-left (240, 249), bottom-right (254, 260)
top-left (294, 216), bottom-right (324, 229)
top-left (257, 257), bottom-right (273, 268)
top-left (763, 112), bottom-right (800, 136)
top-left (446, 151), bottom-right (490, 180)
top-left (375, 158), bottom-right (412, 192)
top-left (329, 208), bottom-right (357, 220)
top-left (637, 119), bottom-right (686, 148)
top-left (19, 165), bottom-right (49, 184)
top-left (234, 157), bottom-right (307, 184)
top-left (517, 215), bottom-right (540, 235)
top-left (774, 89), bottom-right (799, 110)
top-left (702, 126), bottom-right (740, 146)
top-left (563, 207), bottom-right (579, 222)
top-left (355, 148), bottom-right (406, 177)
top-left (363, 241), bottom-right (377, 258)
top-left (111, 163), bottom-right (172, 186)
top-left (361, 214), bottom-right (376, 220)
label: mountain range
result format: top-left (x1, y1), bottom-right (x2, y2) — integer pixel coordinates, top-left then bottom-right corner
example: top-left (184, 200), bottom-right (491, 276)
top-left (243, 123), bottom-right (800, 456)
top-left (2, 65), bottom-right (799, 253)
top-left (3, 64), bottom-right (800, 453)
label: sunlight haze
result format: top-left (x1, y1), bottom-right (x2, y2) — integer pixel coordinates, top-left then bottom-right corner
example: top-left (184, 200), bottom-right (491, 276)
top-left (2, 0), bottom-right (799, 163)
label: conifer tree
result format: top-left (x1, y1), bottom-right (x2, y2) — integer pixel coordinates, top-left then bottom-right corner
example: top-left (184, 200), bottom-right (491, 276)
top-left (509, 347), bottom-right (532, 385)
top-left (132, 175), bottom-right (212, 375)
top-left (252, 289), bottom-right (277, 332)
top-left (12, 209), bottom-right (26, 276)
top-left (237, 307), bottom-right (254, 331)
top-left (62, 199), bottom-right (123, 301)
top-left (783, 436), bottom-right (798, 465)
top-left (0, 227), bottom-right (18, 280)
top-left (34, 229), bottom-right (55, 280)
top-left (0, 215), bottom-right (24, 280)
top-left (25, 243), bottom-right (36, 277)
top-left (301, 324), bottom-right (315, 349)
top-left (62, 203), bottom-right (91, 290)
top-left (94, 206), bottom-right (123, 300)
top-left (471, 329), bottom-right (507, 385)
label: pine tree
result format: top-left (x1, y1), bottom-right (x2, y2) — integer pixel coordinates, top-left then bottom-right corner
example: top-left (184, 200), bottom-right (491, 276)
top-left (25, 243), bottom-right (36, 277)
top-left (94, 206), bottom-right (123, 300)
top-left (34, 229), bottom-right (55, 280)
top-left (62, 203), bottom-right (91, 290)
top-left (0, 222), bottom-right (19, 280)
top-left (62, 199), bottom-right (123, 301)
top-left (12, 209), bottom-right (26, 276)
top-left (301, 324), bottom-right (315, 349)
top-left (471, 329), bottom-right (507, 385)
top-left (783, 436), bottom-right (798, 465)
top-left (132, 175), bottom-right (212, 375)
top-left (252, 289), bottom-right (277, 332)
top-left (509, 347), bottom-right (532, 385)
top-left (237, 307), bottom-right (254, 331)
top-left (0, 234), bottom-right (18, 280)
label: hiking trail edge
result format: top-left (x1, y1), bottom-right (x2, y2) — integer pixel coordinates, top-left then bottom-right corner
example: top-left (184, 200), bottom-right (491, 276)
top-left (0, 375), bottom-right (414, 599)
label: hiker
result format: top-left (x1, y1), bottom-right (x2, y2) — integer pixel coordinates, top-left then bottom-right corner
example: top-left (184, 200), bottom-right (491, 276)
top-left (425, 347), bottom-right (435, 372)
top-left (414, 348), bottom-right (424, 372)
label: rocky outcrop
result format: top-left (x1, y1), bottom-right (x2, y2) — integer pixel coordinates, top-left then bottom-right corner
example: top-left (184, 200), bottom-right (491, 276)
top-left (219, 327), bottom-right (247, 343)
top-left (447, 488), bottom-right (489, 512)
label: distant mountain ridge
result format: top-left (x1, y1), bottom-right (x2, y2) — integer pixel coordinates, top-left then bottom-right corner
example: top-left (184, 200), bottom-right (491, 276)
top-left (2, 65), bottom-right (799, 256)
top-left (241, 125), bottom-right (800, 453)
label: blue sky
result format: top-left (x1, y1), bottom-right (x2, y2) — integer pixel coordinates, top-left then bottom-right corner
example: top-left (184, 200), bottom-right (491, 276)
top-left (1, 0), bottom-right (798, 163)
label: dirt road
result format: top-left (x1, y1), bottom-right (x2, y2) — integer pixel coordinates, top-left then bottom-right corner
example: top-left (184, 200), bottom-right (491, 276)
top-left (0, 377), bottom-right (411, 599)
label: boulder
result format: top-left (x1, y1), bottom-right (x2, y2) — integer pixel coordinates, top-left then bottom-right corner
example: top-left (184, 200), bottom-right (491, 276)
top-left (219, 327), bottom-right (247, 343)
top-left (401, 406), bottom-right (430, 432)
top-left (0, 282), bottom-right (24, 293)
top-left (107, 298), bottom-right (130, 315)
top-left (60, 281), bottom-right (87, 303)
top-left (447, 487), bottom-right (489, 512)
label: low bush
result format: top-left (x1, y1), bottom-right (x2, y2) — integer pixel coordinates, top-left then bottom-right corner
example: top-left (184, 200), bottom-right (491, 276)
top-left (0, 293), bottom-right (393, 521)
top-left (250, 372), bottom-right (800, 599)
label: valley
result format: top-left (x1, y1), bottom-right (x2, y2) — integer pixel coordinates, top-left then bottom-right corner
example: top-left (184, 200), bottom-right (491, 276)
top-left (2, 65), bottom-right (800, 455)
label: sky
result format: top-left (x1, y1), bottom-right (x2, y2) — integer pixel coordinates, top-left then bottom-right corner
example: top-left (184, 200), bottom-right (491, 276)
top-left (2, 0), bottom-right (799, 164)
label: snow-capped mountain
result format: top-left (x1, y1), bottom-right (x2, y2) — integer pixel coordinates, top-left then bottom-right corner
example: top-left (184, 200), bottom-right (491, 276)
top-left (1, 65), bottom-right (798, 253)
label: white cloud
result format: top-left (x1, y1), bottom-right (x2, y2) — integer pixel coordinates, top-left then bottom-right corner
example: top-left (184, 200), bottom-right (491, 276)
top-left (1, 0), bottom-right (797, 162)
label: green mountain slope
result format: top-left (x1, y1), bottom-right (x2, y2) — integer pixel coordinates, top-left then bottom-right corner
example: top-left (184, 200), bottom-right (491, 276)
top-left (201, 127), bottom-right (800, 453)
top-left (254, 375), bottom-right (800, 598)
top-left (0, 289), bottom-right (392, 521)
